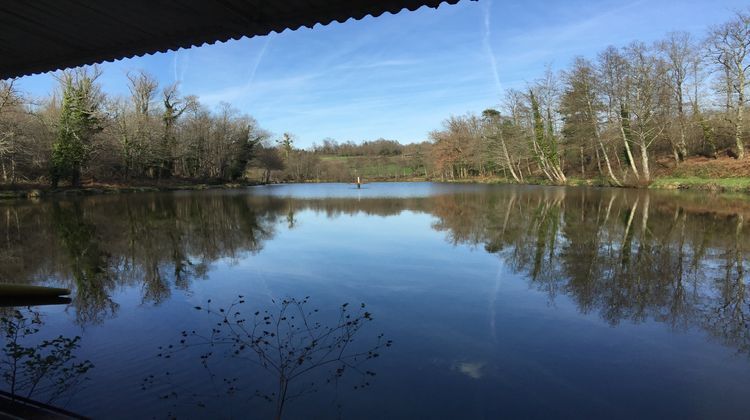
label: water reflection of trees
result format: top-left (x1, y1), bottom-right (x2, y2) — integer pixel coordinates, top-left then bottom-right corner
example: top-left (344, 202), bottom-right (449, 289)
top-left (430, 187), bottom-right (749, 354)
top-left (0, 188), bottom-right (748, 353)
top-left (0, 194), bottom-right (286, 324)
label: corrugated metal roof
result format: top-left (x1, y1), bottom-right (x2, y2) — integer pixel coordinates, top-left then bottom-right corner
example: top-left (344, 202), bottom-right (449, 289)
top-left (0, 0), bottom-right (462, 80)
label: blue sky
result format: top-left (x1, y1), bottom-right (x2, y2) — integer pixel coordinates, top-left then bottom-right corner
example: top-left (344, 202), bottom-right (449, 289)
top-left (14, 0), bottom-right (748, 148)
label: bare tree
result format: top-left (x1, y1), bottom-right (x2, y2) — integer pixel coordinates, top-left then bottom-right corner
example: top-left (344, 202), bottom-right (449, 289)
top-left (482, 109), bottom-right (522, 182)
top-left (528, 69), bottom-right (566, 184)
top-left (561, 57), bottom-right (622, 185)
top-left (598, 46), bottom-right (641, 180)
top-left (0, 80), bottom-right (21, 183)
top-left (122, 71), bottom-right (159, 177)
top-left (658, 32), bottom-right (696, 161)
top-left (159, 83), bottom-right (189, 178)
top-left (623, 43), bottom-right (669, 182)
top-left (709, 9), bottom-right (750, 159)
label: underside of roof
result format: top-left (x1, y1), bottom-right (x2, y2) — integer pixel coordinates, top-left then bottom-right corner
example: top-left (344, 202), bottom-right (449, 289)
top-left (0, 0), bottom-right (461, 80)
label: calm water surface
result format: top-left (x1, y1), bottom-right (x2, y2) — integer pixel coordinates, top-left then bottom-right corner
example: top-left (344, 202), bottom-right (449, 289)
top-left (1, 183), bottom-right (749, 419)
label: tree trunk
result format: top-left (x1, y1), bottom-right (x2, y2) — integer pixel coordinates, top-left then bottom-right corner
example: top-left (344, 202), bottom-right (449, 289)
top-left (619, 121), bottom-right (639, 179)
top-left (676, 80), bottom-right (688, 162)
top-left (618, 104), bottom-right (640, 180)
top-left (599, 143), bottom-right (621, 186)
top-left (580, 146), bottom-right (585, 178)
top-left (677, 127), bottom-right (688, 162)
top-left (501, 138), bottom-right (520, 182)
top-left (639, 137), bottom-right (650, 183)
top-left (736, 70), bottom-right (745, 159)
top-left (584, 96), bottom-right (620, 184)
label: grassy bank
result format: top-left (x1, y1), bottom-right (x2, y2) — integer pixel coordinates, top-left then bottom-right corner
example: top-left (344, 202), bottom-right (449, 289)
top-left (648, 177), bottom-right (750, 193)
top-left (438, 175), bottom-right (750, 193)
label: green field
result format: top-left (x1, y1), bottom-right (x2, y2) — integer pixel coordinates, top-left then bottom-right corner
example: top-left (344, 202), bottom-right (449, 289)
top-left (318, 155), bottom-right (423, 179)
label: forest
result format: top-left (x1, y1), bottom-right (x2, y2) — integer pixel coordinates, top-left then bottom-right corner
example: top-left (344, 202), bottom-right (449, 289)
top-left (0, 9), bottom-right (748, 189)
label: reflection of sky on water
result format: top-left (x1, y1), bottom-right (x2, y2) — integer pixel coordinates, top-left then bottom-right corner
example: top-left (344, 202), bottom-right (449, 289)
top-left (249, 181), bottom-right (491, 198)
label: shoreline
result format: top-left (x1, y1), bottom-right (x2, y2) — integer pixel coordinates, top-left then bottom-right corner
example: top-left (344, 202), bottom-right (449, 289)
top-left (434, 176), bottom-right (750, 194)
top-left (2, 176), bottom-right (749, 201)
top-left (0, 182), bottom-right (262, 200)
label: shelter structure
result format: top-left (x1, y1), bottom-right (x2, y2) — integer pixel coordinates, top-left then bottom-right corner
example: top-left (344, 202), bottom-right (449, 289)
top-left (0, 0), bottom-right (461, 79)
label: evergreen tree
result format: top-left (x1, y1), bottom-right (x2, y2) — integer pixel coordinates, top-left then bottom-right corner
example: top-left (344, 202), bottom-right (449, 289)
top-left (51, 69), bottom-right (102, 187)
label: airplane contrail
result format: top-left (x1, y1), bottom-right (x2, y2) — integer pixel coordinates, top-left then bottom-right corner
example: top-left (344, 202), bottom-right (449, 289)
top-left (482, 0), bottom-right (502, 96)
top-left (244, 34), bottom-right (274, 91)
top-left (172, 48), bottom-right (190, 83)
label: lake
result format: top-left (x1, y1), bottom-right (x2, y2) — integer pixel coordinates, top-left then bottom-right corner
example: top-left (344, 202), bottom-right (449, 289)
top-left (1, 182), bottom-right (749, 419)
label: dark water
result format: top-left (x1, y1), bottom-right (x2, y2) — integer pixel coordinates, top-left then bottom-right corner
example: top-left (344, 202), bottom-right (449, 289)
top-left (1, 183), bottom-right (749, 419)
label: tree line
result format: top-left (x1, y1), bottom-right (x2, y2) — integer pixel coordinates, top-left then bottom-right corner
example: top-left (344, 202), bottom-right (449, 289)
top-left (0, 67), bottom-right (279, 187)
top-left (428, 9), bottom-right (750, 184)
